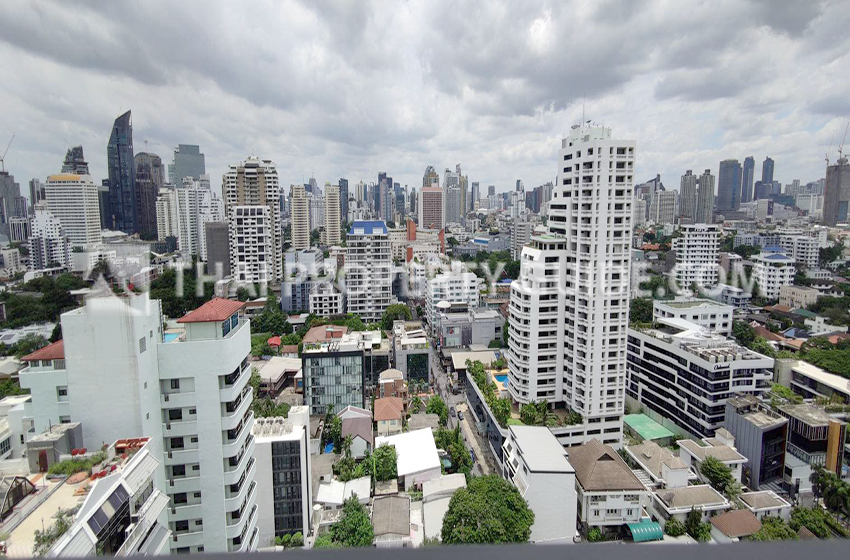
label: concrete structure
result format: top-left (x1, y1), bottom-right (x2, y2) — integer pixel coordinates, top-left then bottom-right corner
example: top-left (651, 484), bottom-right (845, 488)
top-left (251, 408), bottom-right (312, 547)
top-left (717, 159), bottom-right (742, 213)
top-left (823, 156), bottom-right (850, 226)
top-left (695, 169), bottom-right (715, 224)
top-left (391, 323), bottom-right (430, 383)
top-left (625, 439), bottom-right (692, 489)
top-left (18, 340), bottom-right (69, 435)
top-left (678, 170), bottom-right (697, 223)
top-left (779, 235), bottom-right (819, 268)
top-left (511, 218), bottom-right (533, 260)
top-left (374, 428), bottom-right (441, 491)
top-left (649, 190), bottom-right (676, 225)
top-left (223, 157), bottom-right (283, 282)
top-left (678, 434), bottom-right (747, 484)
top-left (205, 221), bottom-right (230, 275)
top-left (432, 304), bottom-right (503, 349)
top-left (753, 252), bottom-right (796, 300)
top-left (782, 360), bottom-right (850, 404)
top-left (778, 403), bottom-right (846, 479)
top-left (626, 319), bottom-right (773, 438)
top-left (502, 426), bottom-right (577, 544)
top-left (652, 299), bottom-right (733, 336)
top-left (779, 285), bottom-right (820, 309)
top-left (422, 474), bottom-right (466, 541)
top-left (168, 144), bottom-right (206, 185)
top-left (324, 183), bottom-right (341, 245)
top-left (28, 205), bottom-right (71, 270)
top-left (714, 283), bottom-right (752, 309)
top-left (723, 396), bottom-right (787, 489)
top-left (425, 270), bottom-right (479, 333)
top-left (134, 152), bottom-right (164, 238)
top-left (290, 184), bottom-right (310, 251)
top-left (308, 284), bottom-right (344, 317)
top-left (345, 221), bottom-right (393, 322)
top-left (738, 491), bottom-right (792, 521)
top-left (649, 484), bottom-right (729, 524)
top-left (673, 224), bottom-right (720, 289)
top-left (418, 186), bottom-right (444, 230)
top-left (507, 124), bottom-right (634, 448)
top-left (44, 174), bottom-right (102, 248)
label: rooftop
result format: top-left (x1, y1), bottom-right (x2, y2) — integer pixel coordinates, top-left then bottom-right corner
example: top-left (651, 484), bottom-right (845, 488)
top-left (341, 416), bottom-right (374, 446)
top-left (657, 299), bottom-right (730, 310)
top-left (778, 403), bottom-right (834, 427)
top-left (710, 510), bottom-right (761, 538)
top-left (626, 441), bottom-right (688, 482)
top-left (21, 339), bottom-right (64, 362)
top-left (257, 357), bottom-right (301, 384)
top-left (678, 439), bottom-right (747, 463)
top-left (373, 397), bottom-right (404, 421)
top-left (624, 413), bottom-right (675, 441)
top-left (302, 325), bottom-right (348, 343)
top-left (451, 350), bottom-right (496, 370)
top-left (509, 425), bottom-right (574, 473)
top-left (656, 485), bottom-right (728, 510)
top-left (372, 495), bottom-right (411, 537)
top-left (177, 298), bottom-right (244, 323)
top-left (740, 491), bottom-right (792, 511)
top-left (568, 439), bottom-right (645, 492)
top-left (375, 428), bottom-right (441, 477)
top-left (790, 360), bottom-right (850, 396)
top-left (349, 220), bottom-right (388, 236)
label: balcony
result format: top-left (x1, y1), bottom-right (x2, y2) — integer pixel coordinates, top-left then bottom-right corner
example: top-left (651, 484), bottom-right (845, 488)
top-left (161, 391), bottom-right (197, 409)
top-left (171, 529), bottom-right (204, 548)
top-left (170, 502), bottom-right (203, 522)
top-left (222, 388), bottom-right (252, 430)
top-left (164, 448), bottom-right (199, 466)
top-left (225, 464), bottom-right (256, 509)
top-left (167, 474), bottom-right (202, 494)
top-left (162, 420), bottom-right (198, 438)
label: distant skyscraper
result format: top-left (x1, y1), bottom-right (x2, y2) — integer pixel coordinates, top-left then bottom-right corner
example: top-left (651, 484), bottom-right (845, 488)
top-left (515, 179), bottom-right (523, 192)
top-left (445, 184), bottom-right (461, 224)
top-left (61, 146), bottom-right (90, 174)
top-left (0, 171), bottom-right (25, 239)
top-left (741, 156), bottom-right (755, 203)
top-left (167, 144), bottom-right (206, 185)
top-left (45, 174), bottom-right (102, 248)
top-left (717, 159), bottom-right (742, 213)
top-left (678, 170), bottom-right (698, 223)
top-left (134, 152), bottom-right (164, 238)
top-left (423, 166), bottom-right (439, 188)
top-left (695, 169), bottom-right (715, 224)
top-left (106, 110), bottom-right (136, 232)
top-left (762, 157), bottom-right (775, 185)
top-left (418, 186), bottom-right (444, 229)
top-left (28, 178), bottom-right (46, 211)
top-left (324, 183), bottom-right (341, 245)
top-left (339, 177), bottom-right (349, 221)
top-left (98, 180), bottom-right (110, 229)
top-left (488, 185), bottom-right (496, 197)
top-left (291, 184), bottom-right (310, 251)
top-left (824, 157), bottom-right (850, 226)
top-left (649, 190), bottom-right (676, 224)
top-left (458, 164), bottom-right (468, 219)
top-left (470, 181), bottom-right (480, 210)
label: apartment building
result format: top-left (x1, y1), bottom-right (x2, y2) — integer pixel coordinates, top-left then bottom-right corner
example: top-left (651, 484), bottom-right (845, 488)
top-left (251, 408), bottom-right (312, 548)
top-left (345, 221), bottom-right (393, 322)
top-left (508, 124), bottom-right (634, 448)
top-left (418, 186), bottom-right (444, 230)
top-left (626, 319), bottom-right (773, 438)
top-left (778, 285), bottom-right (820, 309)
top-left (28, 205), bottom-right (71, 270)
top-left (302, 332), bottom-right (367, 415)
top-left (779, 234), bottom-right (819, 268)
top-left (501, 426), bottom-right (577, 544)
top-left (290, 184), bottom-right (310, 251)
top-left (425, 270), bottom-right (480, 333)
top-left (652, 299), bottom-right (733, 336)
top-left (673, 223), bottom-right (720, 289)
top-left (324, 183), bottom-right (341, 246)
top-left (752, 252), bottom-right (796, 300)
top-left (309, 284), bottom-right (344, 317)
top-left (44, 174), bottom-right (103, 248)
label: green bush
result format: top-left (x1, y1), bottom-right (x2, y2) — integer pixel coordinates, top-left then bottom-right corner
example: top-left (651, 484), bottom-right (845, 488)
top-left (47, 452), bottom-right (107, 476)
top-left (664, 517), bottom-right (686, 537)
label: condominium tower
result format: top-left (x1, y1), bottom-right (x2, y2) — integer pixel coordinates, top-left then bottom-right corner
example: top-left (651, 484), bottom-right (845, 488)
top-left (694, 169), bottom-right (715, 224)
top-left (418, 186), bottom-right (444, 229)
top-left (324, 183), bottom-right (341, 245)
top-left (345, 221), bottom-right (393, 322)
top-left (290, 184), bottom-right (310, 250)
top-left (106, 110), bottom-right (137, 233)
top-left (678, 170), bottom-right (697, 223)
top-left (44, 174), bottom-right (103, 248)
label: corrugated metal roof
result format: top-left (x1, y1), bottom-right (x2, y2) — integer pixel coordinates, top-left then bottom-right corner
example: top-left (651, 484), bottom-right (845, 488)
top-left (123, 450), bottom-right (159, 494)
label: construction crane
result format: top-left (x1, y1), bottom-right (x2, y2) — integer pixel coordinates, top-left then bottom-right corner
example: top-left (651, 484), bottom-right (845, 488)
top-left (826, 130), bottom-right (834, 166)
top-left (839, 122), bottom-right (849, 161)
top-left (0, 135), bottom-right (14, 173)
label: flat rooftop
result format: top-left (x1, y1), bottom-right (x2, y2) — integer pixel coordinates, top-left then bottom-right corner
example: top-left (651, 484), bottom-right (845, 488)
top-left (509, 425), bottom-right (574, 473)
top-left (624, 414), bottom-right (674, 441)
top-left (778, 403), bottom-right (834, 426)
top-left (658, 299), bottom-right (730, 310)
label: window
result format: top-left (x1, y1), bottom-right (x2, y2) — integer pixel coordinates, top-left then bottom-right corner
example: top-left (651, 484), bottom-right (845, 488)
top-left (173, 493), bottom-right (188, 505)
top-left (168, 409), bottom-right (183, 421)
top-left (0, 437), bottom-right (10, 456)
top-left (189, 408), bottom-right (196, 415)
top-left (172, 465), bottom-right (186, 477)
top-left (190, 436), bottom-right (198, 443)
top-left (57, 386), bottom-right (68, 400)
top-left (175, 520), bottom-right (189, 532)
top-left (139, 337), bottom-right (146, 353)
top-left (171, 437), bottom-right (185, 449)
top-left (59, 415), bottom-right (71, 424)
top-left (170, 379), bottom-right (180, 390)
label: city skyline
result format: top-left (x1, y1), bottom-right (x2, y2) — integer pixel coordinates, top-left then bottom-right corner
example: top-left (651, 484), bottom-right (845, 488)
top-left (1, 1), bottom-right (848, 199)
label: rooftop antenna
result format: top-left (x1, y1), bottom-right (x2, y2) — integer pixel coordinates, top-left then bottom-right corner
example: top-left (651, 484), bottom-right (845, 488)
top-left (0, 135), bottom-right (14, 173)
top-left (839, 122), bottom-right (849, 161)
top-left (826, 130), bottom-right (834, 166)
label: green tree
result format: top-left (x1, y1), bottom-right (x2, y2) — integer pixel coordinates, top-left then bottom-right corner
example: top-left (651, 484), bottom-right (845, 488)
top-left (410, 395), bottom-right (423, 414)
top-left (330, 496), bottom-right (374, 547)
top-left (732, 320), bottom-right (755, 347)
top-left (586, 527), bottom-right (603, 542)
top-left (664, 517), bottom-right (686, 537)
top-left (426, 394), bottom-right (449, 426)
top-left (373, 443), bottom-right (398, 481)
top-left (441, 475), bottom-right (535, 544)
top-left (685, 508), bottom-right (711, 542)
top-left (751, 516), bottom-right (798, 541)
top-left (749, 337), bottom-right (776, 358)
top-left (14, 334), bottom-right (47, 359)
top-left (380, 303), bottom-right (412, 330)
top-left (312, 533), bottom-right (339, 549)
top-left (789, 506), bottom-right (848, 538)
top-left (253, 398), bottom-right (290, 418)
top-left (629, 298), bottom-right (653, 324)
top-left (698, 456), bottom-right (739, 498)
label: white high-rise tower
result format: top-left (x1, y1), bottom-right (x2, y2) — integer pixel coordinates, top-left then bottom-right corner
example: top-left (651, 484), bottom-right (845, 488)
top-left (507, 124), bottom-right (635, 448)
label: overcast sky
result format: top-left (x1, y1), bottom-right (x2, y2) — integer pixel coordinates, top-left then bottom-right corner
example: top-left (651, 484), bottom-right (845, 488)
top-left (1, 0), bottom-right (849, 199)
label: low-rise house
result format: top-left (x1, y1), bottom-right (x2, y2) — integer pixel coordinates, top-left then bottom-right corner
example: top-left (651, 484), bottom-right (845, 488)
top-left (567, 439), bottom-right (648, 532)
top-left (739, 491), bottom-right (792, 521)
top-left (341, 416), bottom-right (373, 459)
top-left (650, 485), bottom-right (729, 523)
top-left (408, 413), bottom-right (441, 432)
top-left (626, 440), bottom-right (694, 490)
top-left (256, 357), bottom-right (301, 397)
top-left (314, 476), bottom-right (371, 509)
top-left (374, 397), bottom-right (404, 436)
top-left (709, 510), bottom-right (762, 543)
top-left (377, 369), bottom-right (409, 401)
top-left (779, 285), bottom-right (820, 309)
top-left (337, 405), bottom-right (371, 421)
top-left (422, 474), bottom-right (466, 541)
top-left (375, 428), bottom-right (441, 491)
top-left (677, 430), bottom-right (747, 484)
top-left (372, 495), bottom-right (412, 548)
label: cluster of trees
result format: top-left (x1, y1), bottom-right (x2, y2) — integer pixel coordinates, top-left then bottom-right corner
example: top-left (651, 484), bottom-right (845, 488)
top-left (629, 297), bottom-right (653, 325)
top-left (273, 532), bottom-right (303, 548)
top-left (810, 467), bottom-right (850, 528)
top-left (314, 496), bottom-right (374, 548)
top-left (751, 516), bottom-right (799, 541)
top-left (250, 295), bottom-right (293, 336)
top-left (810, 295), bottom-right (850, 326)
top-left (248, 368), bottom-right (290, 419)
top-left (819, 242), bottom-right (845, 266)
top-left (457, 250), bottom-right (520, 281)
top-left (684, 508), bottom-right (712, 541)
top-left (731, 320), bottom-right (794, 360)
top-left (698, 456), bottom-right (740, 500)
top-left (467, 359), bottom-right (510, 427)
top-left (0, 274), bottom-right (85, 329)
top-left (372, 443), bottom-right (398, 481)
top-left (798, 337), bottom-right (850, 379)
top-left (519, 401), bottom-right (581, 427)
top-left (148, 267), bottom-right (217, 318)
top-left (380, 304), bottom-right (412, 330)
top-left (425, 394), bottom-right (448, 426)
top-left (0, 332), bottom-right (50, 359)
top-left (321, 406), bottom-right (343, 453)
top-left (334, 436), bottom-right (371, 482)
top-left (434, 426), bottom-right (472, 478)
top-left (441, 475), bottom-right (534, 544)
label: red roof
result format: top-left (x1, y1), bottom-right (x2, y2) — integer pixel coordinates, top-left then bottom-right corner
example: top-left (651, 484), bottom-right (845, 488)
top-left (268, 336), bottom-right (282, 347)
top-left (373, 397), bottom-right (404, 421)
top-left (177, 298), bottom-right (245, 323)
top-left (302, 325), bottom-right (348, 343)
top-left (21, 340), bottom-right (64, 362)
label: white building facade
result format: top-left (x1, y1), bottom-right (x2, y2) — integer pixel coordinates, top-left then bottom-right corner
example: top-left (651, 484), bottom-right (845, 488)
top-left (45, 174), bottom-right (103, 248)
top-left (673, 223), bottom-right (720, 289)
top-left (345, 221), bottom-right (394, 322)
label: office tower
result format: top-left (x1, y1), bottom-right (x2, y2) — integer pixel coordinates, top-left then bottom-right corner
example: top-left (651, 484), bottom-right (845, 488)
top-left (742, 156), bottom-right (755, 203)
top-left (98, 180), bottom-right (111, 228)
top-left (106, 110), bottom-right (137, 233)
top-left (458, 164), bottom-right (468, 218)
top-left (410, 186), bottom-right (417, 216)
top-left (252, 409), bottom-right (312, 546)
top-left (324, 183), bottom-right (341, 245)
top-left (354, 181), bottom-right (365, 203)
top-left (339, 177), bottom-right (349, 221)
top-left (678, 170), bottom-right (698, 223)
top-left (632, 198), bottom-right (647, 228)
top-left (134, 152), bottom-right (165, 238)
top-left (308, 194), bottom-right (325, 233)
top-left (45, 173), bottom-right (103, 248)
top-left (488, 185), bottom-right (496, 197)
top-left (470, 181), bottom-right (480, 210)
top-left (377, 172), bottom-right (389, 219)
top-left (418, 186), bottom-right (444, 229)
top-left (512, 218), bottom-right (533, 260)
top-left (28, 205), bottom-right (71, 270)
top-left (762, 156), bottom-right (774, 185)
top-left (302, 332), bottom-right (367, 415)
top-left (445, 184), bottom-right (461, 224)
top-left (717, 159), bottom-right (742, 213)
top-left (673, 224), bottom-right (721, 289)
top-left (61, 145), bottom-right (90, 175)
top-left (205, 222), bottom-right (231, 275)
top-left (34, 294), bottom-right (259, 553)
top-left (423, 166), bottom-right (439, 188)
top-left (345, 221), bottom-right (393, 322)
top-left (515, 179), bottom-right (524, 192)
top-left (823, 157), bottom-right (850, 226)
top-left (308, 176), bottom-right (318, 195)
top-left (168, 144), bottom-right (206, 185)
top-left (649, 190), bottom-right (676, 224)
top-left (223, 157), bottom-right (282, 282)
top-left (290, 184), bottom-right (310, 250)
top-left (507, 124), bottom-right (634, 448)
top-left (695, 169), bottom-right (715, 224)
top-left (0, 171), bottom-right (24, 239)
top-left (29, 178), bottom-right (46, 210)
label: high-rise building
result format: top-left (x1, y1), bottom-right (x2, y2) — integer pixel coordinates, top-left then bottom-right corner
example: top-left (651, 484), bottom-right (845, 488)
top-left (458, 164), bottom-right (468, 219)
top-left (678, 170), bottom-right (698, 223)
top-left (649, 190), bottom-right (676, 224)
top-left (346, 221), bottom-right (393, 322)
top-left (45, 174), bottom-right (103, 248)
top-left (168, 144), bottom-right (206, 185)
top-left (0, 171), bottom-right (25, 239)
top-left (290, 184), bottom-right (310, 250)
top-left (223, 157), bottom-right (282, 282)
top-left (29, 178), bottom-right (46, 210)
top-left (507, 124), bottom-right (634, 447)
top-left (695, 169), bottom-right (715, 224)
top-left (302, 333), bottom-right (367, 415)
top-left (445, 184), bottom-right (461, 224)
top-left (324, 183), bottom-right (341, 245)
top-left (308, 194), bottom-right (325, 233)
top-left (418, 186), bottom-right (444, 229)
top-left (762, 156), bottom-right (775, 185)
top-left (134, 152), bottom-right (165, 238)
top-left (632, 198), bottom-right (647, 228)
top-left (753, 252), bottom-right (796, 300)
top-left (98, 180), bottom-right (111, 229)
top-left (61, 146), bottom-right (90, 175)
top-left (205, 221), bottom-right (230, 275)
top-left (423, 166), bottom-right (439, 188)
top-left (470, 182), bottom-right (480, 210)
top-left (673, 224), bottom-right (721, 289)
top-left (339, 177), bottom-right (349, 222)
top-left (717, 159), bottom-right (742, 213)
top-left (741, 156), bottom-right (755, 203)
top-left (512, 217), bottom-right (533, 260)
top-left (823, 157), bottom-right (850, 226)
top-left (28, 205), bottom-right (71, 270)
top-left (106, 110), bottom-right (137, 233)
top-left (488, 185), bottom-right (496, 197)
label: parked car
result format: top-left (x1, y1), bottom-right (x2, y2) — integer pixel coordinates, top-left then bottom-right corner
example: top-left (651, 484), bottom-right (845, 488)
top-left (450, 407), bottom-right (457, 417)
top-left (457, 411), bottom-right (464, 421)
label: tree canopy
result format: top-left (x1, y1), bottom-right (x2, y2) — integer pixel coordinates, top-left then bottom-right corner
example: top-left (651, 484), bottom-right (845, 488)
top-left (326, 496), bottom-right (374, 547)
top-left (441, 475), bottom-right (534, 544)
top-left (698, 456), bottom-right (739, 499)
top-left (426, 394), bottom-right (449, 426)
top-left (380, 304), bottom-right (412, 330)
top-left (373, 443), bottom-right (398, 481)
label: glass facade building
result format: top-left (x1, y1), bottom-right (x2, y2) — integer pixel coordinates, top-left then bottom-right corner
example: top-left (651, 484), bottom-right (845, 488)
top-left (106, 110), bottom-right (137, 233)
top-left (303, 351), bottom-right (365, 415)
